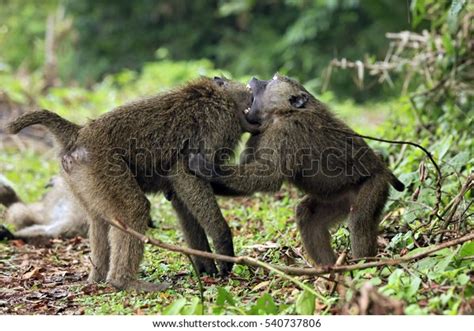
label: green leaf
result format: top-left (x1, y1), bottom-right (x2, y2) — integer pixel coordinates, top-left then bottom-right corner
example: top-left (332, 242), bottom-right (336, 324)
top-left (448, 151), bottom-right (469, 172)
top-left (405, 304), bottom-right (428, 315)
top-left (163, 298), bottom-right (187, 315)
top-left (295, 290), bottom-right (316, 315)
top-left (388, 269), bottom-right (404, 283)
top-left (437, 136), bottom-right (452, 161)
top-left (434, 251), bottom-right (456, 272)
top-left (457, 273), bottom-right (470, 285)
top-left (407, 276), bottom-right (422, 297)
top-left (369, 277), bottom-right (382, 286)
top-left (458, 241), bottom-right (474, 257)
top-left (442, 33), bottom-right (455, 56)
top-left (415, 256), bottom-right (438, 271)
top-left (181, 297), bottom-right (203, 315)
top-left (248, 293), bottom-right (279, 315)
top-left (406, 246), bottom-right (431, 257)
top-left (216, 287), bottom-right (235, 306)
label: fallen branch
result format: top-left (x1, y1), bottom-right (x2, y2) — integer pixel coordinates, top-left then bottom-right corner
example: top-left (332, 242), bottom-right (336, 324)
top-left (109, 217), bottom-right (330, 304)
top-left (107, 217), bottom-right (473, 277)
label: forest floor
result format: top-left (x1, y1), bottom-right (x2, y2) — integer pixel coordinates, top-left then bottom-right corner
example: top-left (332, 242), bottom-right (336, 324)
top-left (0, 217), bottom-right (410, 315)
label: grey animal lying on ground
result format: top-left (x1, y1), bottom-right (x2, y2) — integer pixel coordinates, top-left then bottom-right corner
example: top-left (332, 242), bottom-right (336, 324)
top-left (0, 175), bottom-right (88, 243)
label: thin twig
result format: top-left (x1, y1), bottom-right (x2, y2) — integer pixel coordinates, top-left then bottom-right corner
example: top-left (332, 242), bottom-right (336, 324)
top-left (186, 254), bottom-right (205, 308)
top-left (109, 218), bottom-right (330, 303)
top-left (329, 252), bottom-right (347, 295)
top-left (106, 217), bottom-right (473, 277)
top-left (443, 174), bottom-right (473, 224)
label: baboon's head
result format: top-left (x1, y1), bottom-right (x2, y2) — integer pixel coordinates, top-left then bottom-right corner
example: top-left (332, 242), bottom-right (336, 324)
top-left (213, 76), bottom-right (252, 112)
top-left (245, 73), bottom-right (313, 125)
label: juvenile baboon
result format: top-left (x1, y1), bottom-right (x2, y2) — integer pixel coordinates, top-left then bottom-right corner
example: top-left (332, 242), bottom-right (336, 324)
top-left (7, 77), bottom-right (258, 291)
top-left (189, 74), bottom-right (405, 265)
top-left (0, 174), bottom-right (157, 243)
top-left (0, 175), bottom-right (88, 243)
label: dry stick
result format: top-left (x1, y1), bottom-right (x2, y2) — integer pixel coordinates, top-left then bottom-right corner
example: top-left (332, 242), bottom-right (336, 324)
top-left (443, 174), bottom-right (474, 224)
top-left (329, 252), bottom-right (347, 295)
top-left (110, 218), bottom-right (329, 304)
top-left (107, 217), bottom-right (473, 277)
top-left (319, 125), bottom-right (444, 223)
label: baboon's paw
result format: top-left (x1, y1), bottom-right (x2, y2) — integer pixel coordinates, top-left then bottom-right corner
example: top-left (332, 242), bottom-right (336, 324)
top-left (87, 270), bottom-right (107, 284)
top-left (194, 258), bottom-right (218, 276)
top-left (218, 261), bottom-right (233, 277)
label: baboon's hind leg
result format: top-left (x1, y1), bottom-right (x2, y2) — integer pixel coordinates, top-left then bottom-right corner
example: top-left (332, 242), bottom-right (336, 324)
top-left (64, 171), bottom-right (111, 283)
top-left (67, 157), bottom-right (166, 292)
top-left (296, 195), bottom-right (351, 265)
top-left (3, 203), bottom-right (46, 229)
top-left (87, 213), bottom-right (111, 282)
top-left (349, 175), bottom-right (389, 258)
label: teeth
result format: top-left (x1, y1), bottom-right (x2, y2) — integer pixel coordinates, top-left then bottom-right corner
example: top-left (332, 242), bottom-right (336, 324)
top-left (244, 108), bottom-right (250, 114)
top-left (273, 74), bottom-right (278, 80)
top-left (246, 84), bottom-right (251, 90)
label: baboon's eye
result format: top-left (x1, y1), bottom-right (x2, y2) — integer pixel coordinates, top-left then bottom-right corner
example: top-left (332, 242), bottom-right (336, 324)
top-left (289, 92), bottom-right (309, 108)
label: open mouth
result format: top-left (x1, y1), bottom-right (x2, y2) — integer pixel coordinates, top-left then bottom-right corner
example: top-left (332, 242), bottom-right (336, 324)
top-left (243, 78), bottom-right (262, 125)
top-left (244, 83), bottom-right (254, 115)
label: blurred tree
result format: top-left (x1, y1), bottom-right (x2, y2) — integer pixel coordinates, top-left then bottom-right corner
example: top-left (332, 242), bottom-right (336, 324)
top-left (1, 0), bottom-right (412, 99)
top-left (64, 0), bottom-right (411, 98)
top-left (64, 0), bottom-right (226, 83)
top-left (0, 0), bottom-right (59, 70)
top-left (217, 0), bottom-right (412, 99)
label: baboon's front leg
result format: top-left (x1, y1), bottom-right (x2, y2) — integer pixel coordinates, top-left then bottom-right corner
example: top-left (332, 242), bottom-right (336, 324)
top-left (171, 196), bottom-right (218, 275)
top-left (171, 164), bottom-right (234, 275)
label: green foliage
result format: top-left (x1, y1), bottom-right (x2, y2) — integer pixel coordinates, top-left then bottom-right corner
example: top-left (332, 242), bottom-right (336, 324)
top-left (1, 0), bottom-right (413, 98)
top-left (0, 149), bottom-right (58, 203)
top-left (0, 0), bottom-right (57, 70)
top-left (295, 290), bottom-right (316, 315)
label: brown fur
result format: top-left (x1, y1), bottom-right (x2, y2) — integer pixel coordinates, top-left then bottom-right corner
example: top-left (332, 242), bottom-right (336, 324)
top-left (7, 77), bottom-right (256, 291)
top-left (189, 74), bottom-right (404, 265)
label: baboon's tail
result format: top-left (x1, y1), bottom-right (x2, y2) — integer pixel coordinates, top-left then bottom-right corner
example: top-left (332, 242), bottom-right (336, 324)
top-left (388, 172), bottom-right (405, 192)
top-left (6, 109), bottom-right (81, 148)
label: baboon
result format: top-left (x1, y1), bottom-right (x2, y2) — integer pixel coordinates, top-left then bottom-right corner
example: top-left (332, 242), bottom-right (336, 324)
top-left (0, 175), bottom-right (88, 243)
top-left (189, 74), bottom-right (405, 265)
top-left (7, 77), bottom-right (258, 291)
top-left (0, 175), bottom-right (157, 243)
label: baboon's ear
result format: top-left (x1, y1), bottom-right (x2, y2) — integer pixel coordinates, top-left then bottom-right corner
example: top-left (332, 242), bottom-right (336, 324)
top-left (213, 76), bottom-right (225, 86)
top-left (289, 92), bottom-right (309, 108)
